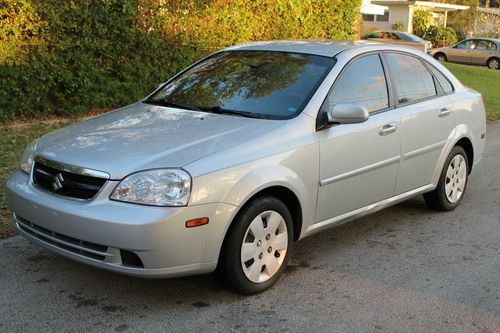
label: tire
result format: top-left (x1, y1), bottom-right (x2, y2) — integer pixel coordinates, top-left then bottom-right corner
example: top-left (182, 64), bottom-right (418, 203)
top-left (215, 196), bottom-right (294, 295)
top-left (487, 57), bottom-right (499, 70)
top-left (434, 53), bottom-right (447, 62)
top-left (424, 146), bottom-right (469, 211)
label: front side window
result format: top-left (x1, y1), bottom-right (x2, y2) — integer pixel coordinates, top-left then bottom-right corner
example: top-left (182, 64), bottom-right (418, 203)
top-left (146, 51), bottom-right (334, 119)
top-left (456, 40), bottom-right (475, 49)
top-left (322, 54), bottom-right (389, 114)
top-left (386, 53), bottom-right (436, 104)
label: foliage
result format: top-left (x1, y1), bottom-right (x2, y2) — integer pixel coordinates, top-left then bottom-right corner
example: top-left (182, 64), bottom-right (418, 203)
top-left (0, 0), bottom-right (45, 65)
top-left (425, 25), bottom-right (458, 47)
top-left (412, 8), bottom-right (432, 37)
top-left (392, 21), bottom-right (404, 31)
top-left (0, 0), bottom-right (362, 122)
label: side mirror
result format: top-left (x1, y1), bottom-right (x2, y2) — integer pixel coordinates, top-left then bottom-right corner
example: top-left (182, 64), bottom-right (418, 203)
top-left (326, 103), bottom-right (369, 124)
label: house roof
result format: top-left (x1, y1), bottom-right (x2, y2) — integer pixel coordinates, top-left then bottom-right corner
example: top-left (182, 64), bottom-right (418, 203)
top-left (478, 6), bottom-right (500, 16)
top-left (372, 1), bottom-right (469, 11)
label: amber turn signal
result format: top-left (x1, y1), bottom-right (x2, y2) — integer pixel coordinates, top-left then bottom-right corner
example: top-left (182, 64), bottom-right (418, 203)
top-left (185, 217), bottom-right (209, 228)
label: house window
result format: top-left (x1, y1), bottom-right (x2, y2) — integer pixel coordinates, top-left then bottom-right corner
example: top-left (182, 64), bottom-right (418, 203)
top-left (377, 9), bottom-right (389, 22)
top-left (362, 9), bottom-right (389, 22)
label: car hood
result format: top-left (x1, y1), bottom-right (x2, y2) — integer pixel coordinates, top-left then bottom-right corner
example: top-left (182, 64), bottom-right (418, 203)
top-left (35, 103), bottom-right (284, 179)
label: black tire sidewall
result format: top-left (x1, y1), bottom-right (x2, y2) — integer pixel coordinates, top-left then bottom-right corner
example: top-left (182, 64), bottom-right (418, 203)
top-left (220, 196), bottom-right (294, 295)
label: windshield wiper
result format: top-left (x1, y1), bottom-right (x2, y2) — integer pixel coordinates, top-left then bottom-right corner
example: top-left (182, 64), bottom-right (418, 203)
top-left (144, 100), bottom-right (201, 112)
top-left (196, 105), bottom-right (259, 119)
top-left (145, 100), bottom-right (260, 119)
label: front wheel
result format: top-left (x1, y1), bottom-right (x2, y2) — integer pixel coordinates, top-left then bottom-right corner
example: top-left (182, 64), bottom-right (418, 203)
top-left (424, 146), bottom-right (469, 211)
top-left (215, 196), bottom-right (293, 295)
top-left (434, 53), bottom-right (447, 62)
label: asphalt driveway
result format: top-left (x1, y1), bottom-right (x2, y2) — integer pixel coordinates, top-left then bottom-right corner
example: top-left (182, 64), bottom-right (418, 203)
top-left (1, 122), bottom-right (499, 333)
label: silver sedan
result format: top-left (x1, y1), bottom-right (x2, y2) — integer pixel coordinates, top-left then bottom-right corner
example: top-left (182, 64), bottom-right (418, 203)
top-left (6, 41), bottom-right (486, 294)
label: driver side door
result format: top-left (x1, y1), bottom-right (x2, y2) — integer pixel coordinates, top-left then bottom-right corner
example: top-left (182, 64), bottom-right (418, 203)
top-left (315, 53), bottom-right (401, 223)
top-left (448, 40), bottom-right (475, 63)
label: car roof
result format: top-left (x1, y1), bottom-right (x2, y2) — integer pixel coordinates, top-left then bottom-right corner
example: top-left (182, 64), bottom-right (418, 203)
top-left (222, 40), bottom-right (380, 58)
top-left (462, 37), bottom-right (500, 43)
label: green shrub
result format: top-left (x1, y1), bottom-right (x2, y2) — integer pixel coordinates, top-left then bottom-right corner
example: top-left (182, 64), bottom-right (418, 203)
top-left (425, 25), bottom-right (458, 47)
top-left (0, 0), bottom-right (361, 122)
top-left (412, 7), bottom-right (432, 37)
top-left (392, 21), bottom-right (404, 31)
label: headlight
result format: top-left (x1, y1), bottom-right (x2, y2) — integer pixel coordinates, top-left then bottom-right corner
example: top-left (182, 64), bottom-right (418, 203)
top-left (110, 169), bottom-right (191, 206)
top-left (19, 140), bottom-right (37, 174)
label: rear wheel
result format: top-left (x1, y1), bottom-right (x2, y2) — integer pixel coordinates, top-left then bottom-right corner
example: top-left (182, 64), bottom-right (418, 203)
top-left (487, 57), bottom-right (499, 70)
top-left (434, 53), bottom-right (447, 62)
top-left (215, 196), bottom-right (293, 295)
top-left (424, 146), bottom-right (469, 211)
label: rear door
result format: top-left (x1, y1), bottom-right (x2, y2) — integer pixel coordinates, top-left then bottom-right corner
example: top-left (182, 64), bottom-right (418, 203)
top-left (316, 53), bottom-right (401, 222)
top-left (383, 52), bottom-right (456, 194)
top-left (471, 39), bottom-right (496, 65)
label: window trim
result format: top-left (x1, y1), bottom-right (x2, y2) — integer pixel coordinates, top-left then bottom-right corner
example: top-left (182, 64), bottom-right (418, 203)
top-left (315, 51), bottom-right (393, 131)
top-left (420, 60), bottom-right (455, 96)
top-left (380, 51), bottom-right (453, 108)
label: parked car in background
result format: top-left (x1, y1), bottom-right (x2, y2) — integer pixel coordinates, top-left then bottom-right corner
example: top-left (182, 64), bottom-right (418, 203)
top-left (6, 41), bottom-right (486, 295)
top-left (432, 38), bottom-right (500, 70)
top-left (361, 30), bottom-right (433, 54)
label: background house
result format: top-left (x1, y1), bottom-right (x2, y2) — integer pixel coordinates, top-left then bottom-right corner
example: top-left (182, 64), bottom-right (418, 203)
top-left (476, 1), bottom-right (500, 36)
top-left (361, 0), bottom-right (469, 34)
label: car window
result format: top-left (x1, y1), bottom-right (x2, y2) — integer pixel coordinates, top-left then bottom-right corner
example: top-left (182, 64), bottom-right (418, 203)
top-left (476, 40), bottom-right (496, 50)
top-left (427, 65), bottom-right (454, 94)
top-left (147, 51), bottom-right (334, 120)
top-left (323, 54), bottom-right (389, 114)
top-left (400, 33), bottom-right (423, 42)
top-left (385, 53), bottom-right (436, 104)
top-left (475, 40), bottom-right (490, 50)
top-left (383, 32), bottom-right (392, 39)
top-left (456, 40), bottom-right (475, 50)
top-left (371, 32), bottom-right (383, 38)
top-left (390, 33), bottom-right (401, 40)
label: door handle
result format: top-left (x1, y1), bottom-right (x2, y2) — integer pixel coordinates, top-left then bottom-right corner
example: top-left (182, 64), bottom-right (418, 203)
top-left (378, 123), bottom-right (397, 136)
top-left (438, 108), bottom-right (452, 117)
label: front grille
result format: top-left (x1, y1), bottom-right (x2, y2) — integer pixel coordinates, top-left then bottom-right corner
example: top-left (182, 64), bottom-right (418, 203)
top-left (16, 216), bottom-right (108, 261)
top-left (33, 161), bottom-right (107, 200)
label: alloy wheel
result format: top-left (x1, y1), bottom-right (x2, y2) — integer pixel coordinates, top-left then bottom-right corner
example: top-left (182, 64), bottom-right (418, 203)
top-left (488, 58), bottom-right (499, 70)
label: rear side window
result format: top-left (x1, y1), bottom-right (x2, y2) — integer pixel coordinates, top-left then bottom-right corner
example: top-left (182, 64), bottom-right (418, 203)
top-left (385, 53), bottom-right (436, 104)
top-left (324, 54), bottom-right (389, 113)
top-left (428, 65), bottom-right (454, 94)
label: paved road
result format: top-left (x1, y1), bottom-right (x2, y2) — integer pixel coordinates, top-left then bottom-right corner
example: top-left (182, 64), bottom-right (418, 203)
top-left (1, 122), bottom-right (499, 333)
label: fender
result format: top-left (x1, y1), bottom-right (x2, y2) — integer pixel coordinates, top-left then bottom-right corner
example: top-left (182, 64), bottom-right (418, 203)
top-left (219, 163), bottom-right (315, 240)
top-left (431, 124), bottom-right (475, 186)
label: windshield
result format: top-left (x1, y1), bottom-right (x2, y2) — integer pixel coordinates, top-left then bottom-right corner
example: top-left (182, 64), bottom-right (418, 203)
top-left (145, 51), bottom-right (335, 119)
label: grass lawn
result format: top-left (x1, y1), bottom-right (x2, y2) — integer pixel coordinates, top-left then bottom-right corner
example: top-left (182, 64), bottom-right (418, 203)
top-left (0, 63), bottom-right (498, 239)
top-left (443, 62), bottom-right (500, 120)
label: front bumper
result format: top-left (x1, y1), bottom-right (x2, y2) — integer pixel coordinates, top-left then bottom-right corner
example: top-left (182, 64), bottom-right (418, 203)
top-left (5, 170), bottom-right (237, 278)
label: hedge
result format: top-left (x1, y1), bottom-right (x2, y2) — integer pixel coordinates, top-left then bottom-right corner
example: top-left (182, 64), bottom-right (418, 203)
top-left (0, 0), bottom-right (361, 122)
